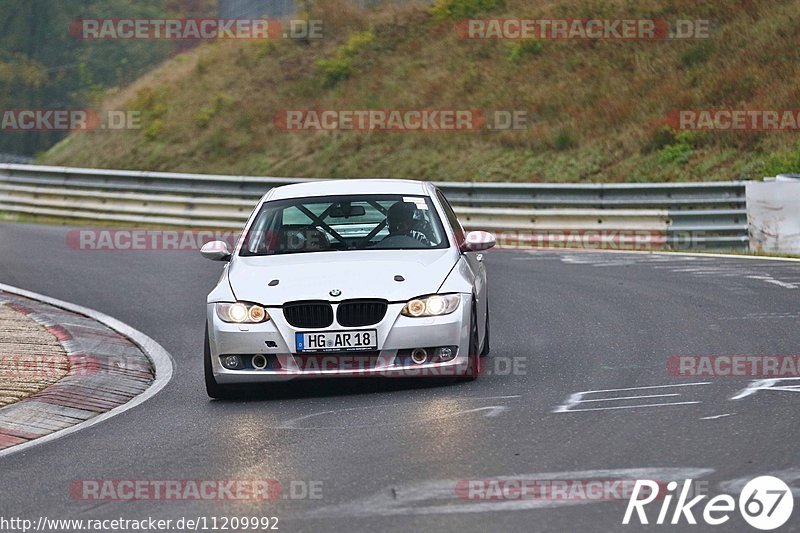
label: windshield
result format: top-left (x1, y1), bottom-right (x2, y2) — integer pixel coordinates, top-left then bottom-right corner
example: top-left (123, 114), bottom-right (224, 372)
top-left (239, 194), bottom-right (449, 256)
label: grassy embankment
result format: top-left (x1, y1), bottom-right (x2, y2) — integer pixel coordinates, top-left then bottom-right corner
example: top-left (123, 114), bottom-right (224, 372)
top-left (40, 0), bottom-right (800, 183)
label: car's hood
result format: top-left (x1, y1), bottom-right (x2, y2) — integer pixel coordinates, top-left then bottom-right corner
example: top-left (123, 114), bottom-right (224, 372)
top-left (228, 249), bottom-right (459, 304)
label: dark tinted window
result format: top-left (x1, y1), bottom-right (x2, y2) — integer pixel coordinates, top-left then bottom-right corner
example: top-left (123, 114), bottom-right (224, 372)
top-left (436, 190), bottom-right (465, 247)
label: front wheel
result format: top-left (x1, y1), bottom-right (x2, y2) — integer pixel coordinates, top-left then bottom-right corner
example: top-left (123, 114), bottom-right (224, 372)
top-left (480, 303), bottom-right (490, 357)
top-left (462, 303), bottom-right (483, 381)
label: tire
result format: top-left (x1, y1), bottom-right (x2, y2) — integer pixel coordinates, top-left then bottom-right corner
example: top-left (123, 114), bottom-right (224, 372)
top-left (480, 303), bottom-right (490, 357)
top-left (204, 325), bottom-right (235, 399)
top-left (462, 302), bottom-right (483, 381)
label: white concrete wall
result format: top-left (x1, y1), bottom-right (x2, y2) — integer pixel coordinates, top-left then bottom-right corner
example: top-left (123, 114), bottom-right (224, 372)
top-left (747, 180), bottom-right (800, 254)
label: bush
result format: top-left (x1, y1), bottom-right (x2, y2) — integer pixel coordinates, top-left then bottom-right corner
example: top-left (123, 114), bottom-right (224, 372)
top-left (553, 130), bottom-right (576, 151)
top-left (657, 131), bottom-right (696, 165)
top-left (194, 107), bottom-right (215, 129)
top-left (681, 42), bottom-right (714, 68)
top-left (144, 119), bottom-right (164, 141)
top-left (642, 125), bottom-right (677, 153)
top-left (194, 93), bottom-right (235, 129)
top-left (658, 142), bottom-right (693, 165)
top-left (507, 41), bottom-right (543, 64)
top-left (341, 31), bottom-right (375, 57)
top-left (431, 0), bottom-right (505, 21)
top-left (761, 144), bottom-right (800, 177)
top-left (316, 57), bottom-right (354, 87)
top-left (316, 30), bottom-right (376, 87)
top-left (131, 87), bottom-right (169, 119)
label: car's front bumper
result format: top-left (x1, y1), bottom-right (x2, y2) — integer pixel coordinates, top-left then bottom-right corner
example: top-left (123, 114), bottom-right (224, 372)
top-left (206, 294), bottom-right (472, 383)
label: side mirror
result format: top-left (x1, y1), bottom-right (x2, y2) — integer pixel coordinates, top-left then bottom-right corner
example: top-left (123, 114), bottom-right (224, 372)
top-left (201, 241), bottom-right (232, 261)
top-left (461, 230), bottom-right (496, 252)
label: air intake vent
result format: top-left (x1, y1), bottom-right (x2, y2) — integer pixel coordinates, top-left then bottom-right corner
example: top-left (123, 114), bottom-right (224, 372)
top-left (336, 299), bottom-right (388, 327)
top-left (283, 301), bottom-right (334, 328)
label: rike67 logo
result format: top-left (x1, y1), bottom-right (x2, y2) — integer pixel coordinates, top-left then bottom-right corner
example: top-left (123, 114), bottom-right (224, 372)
top-left (623, 476), bottom-right (794, 530)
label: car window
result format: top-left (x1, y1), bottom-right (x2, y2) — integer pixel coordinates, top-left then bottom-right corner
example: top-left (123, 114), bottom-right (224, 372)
top-left (436, 190), bottom-right (466, 247)
top-left (240, 194), bottom-right (450, 256)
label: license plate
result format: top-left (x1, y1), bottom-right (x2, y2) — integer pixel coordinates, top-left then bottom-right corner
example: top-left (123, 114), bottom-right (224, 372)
top-left (295, 330), bottom-right (378, 353)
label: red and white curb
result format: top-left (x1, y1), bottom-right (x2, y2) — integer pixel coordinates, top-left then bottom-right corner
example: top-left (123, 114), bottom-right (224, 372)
top-left (0, 283), bottom-right (173, 458)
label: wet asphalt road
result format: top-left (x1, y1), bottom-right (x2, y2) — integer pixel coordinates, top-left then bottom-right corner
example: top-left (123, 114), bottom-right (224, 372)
top-left (1, 221), bottom-right (799, 532)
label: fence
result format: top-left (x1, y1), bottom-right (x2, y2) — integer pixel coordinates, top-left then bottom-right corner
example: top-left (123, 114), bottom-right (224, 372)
top-left (0, 164), bottom-right (749, 250)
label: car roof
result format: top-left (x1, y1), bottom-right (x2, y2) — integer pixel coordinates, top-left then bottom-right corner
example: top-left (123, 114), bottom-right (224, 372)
top-left (264, 179), bottom-right (431, 201)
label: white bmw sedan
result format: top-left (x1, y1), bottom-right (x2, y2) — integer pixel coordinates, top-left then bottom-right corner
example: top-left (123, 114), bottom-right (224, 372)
top-left (201, 179), bottom-right (495, 398)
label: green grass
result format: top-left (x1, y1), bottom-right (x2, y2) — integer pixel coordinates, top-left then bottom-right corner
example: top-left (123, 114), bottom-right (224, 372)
top-left (38, 0), bottom-right (800, 183)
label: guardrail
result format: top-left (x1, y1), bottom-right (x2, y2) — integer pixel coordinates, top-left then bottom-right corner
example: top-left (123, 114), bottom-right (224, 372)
top-left (0, 164), bottom-right (749, 250)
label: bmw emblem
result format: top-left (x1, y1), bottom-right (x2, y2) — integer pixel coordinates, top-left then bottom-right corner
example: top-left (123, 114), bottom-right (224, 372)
top-left (329, 289), bottom-right (342, 297)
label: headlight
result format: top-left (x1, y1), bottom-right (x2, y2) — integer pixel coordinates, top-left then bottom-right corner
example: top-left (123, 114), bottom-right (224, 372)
top-left (216, 302), bottom-right (270, 323)
top-left (401, 294), bottom-right (461, 317)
